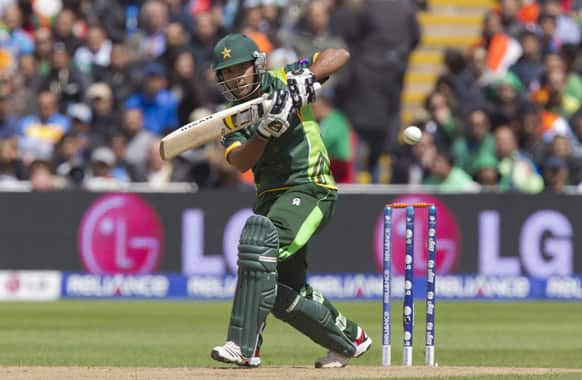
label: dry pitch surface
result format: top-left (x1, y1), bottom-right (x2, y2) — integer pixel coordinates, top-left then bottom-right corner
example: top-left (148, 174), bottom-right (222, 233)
top-left (2, 366), bottom-right (582, 380)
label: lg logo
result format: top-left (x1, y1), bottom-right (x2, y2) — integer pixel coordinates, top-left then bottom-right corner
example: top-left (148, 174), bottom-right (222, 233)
top-left (78, 194), bottom-right (163, 274)
top-left (479, 210), bottom-right (573, 276)
top-left (182, 208), bottom-right (254, 274)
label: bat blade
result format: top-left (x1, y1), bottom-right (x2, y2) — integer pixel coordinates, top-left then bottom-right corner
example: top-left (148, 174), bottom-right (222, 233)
top-left (159, 95), bottom-right (270, 160)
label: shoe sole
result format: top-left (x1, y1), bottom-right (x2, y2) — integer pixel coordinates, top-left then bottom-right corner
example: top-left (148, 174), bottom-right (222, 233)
top-left (354, 337), bottom-right (373, 358)
top-left (210, 349), bottom-right (261, 368)
top-left (314, 337), bottom-right (373, 369)
top-left (315, 361), bottom-right (347, 369)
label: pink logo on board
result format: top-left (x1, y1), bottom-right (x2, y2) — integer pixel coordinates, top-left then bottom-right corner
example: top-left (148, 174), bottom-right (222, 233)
top-left (77, 194), bottom-right (164, 274)
top-left (373, 195), bottom-right (461, 276)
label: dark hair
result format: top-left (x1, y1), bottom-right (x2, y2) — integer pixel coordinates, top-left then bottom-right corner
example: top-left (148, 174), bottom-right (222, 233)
top-left (443, 48), bottom-right (466, 74)
top-left (538, 13), bottom-right (557, 25)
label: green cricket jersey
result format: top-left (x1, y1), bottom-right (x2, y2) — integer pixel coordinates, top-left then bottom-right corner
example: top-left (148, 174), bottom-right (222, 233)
top-left (222, 55), bottom-right (337, 196)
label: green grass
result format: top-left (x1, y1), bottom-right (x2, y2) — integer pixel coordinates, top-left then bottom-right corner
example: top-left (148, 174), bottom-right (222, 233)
top-left (0, 301), bottom-right (581, 368)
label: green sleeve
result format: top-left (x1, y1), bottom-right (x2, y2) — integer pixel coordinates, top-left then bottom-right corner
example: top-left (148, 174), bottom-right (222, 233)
top-left (440, 117), bottom-right (459, 139)
top-left (451, 138), bottom-right (467, 172)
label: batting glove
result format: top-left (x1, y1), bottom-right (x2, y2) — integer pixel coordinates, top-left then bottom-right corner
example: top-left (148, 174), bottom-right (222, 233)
top-left (256, 89), bottom-right (295, 139)
top-left (286, 68), bottom-right (317, 109)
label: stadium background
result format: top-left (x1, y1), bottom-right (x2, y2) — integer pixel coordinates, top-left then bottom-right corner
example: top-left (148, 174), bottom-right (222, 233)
top-left (1, 1), bottom-right (582, 377)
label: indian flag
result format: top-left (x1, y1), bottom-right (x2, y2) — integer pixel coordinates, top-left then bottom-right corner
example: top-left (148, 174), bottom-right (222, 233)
top-left (486, 33), bottom-right (523, 76)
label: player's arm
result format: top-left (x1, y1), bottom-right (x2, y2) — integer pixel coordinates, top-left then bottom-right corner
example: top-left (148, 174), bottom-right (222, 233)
top-left (286, 48), bottom-right (350, 108)
top-left (226, 89), bottom-right (294, 172)
top-left (226, 134), bottom-right (269, 172)
top-left (309, 48), bottom-right (350, 81)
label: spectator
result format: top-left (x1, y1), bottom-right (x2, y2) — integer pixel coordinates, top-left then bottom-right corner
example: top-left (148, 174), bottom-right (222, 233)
top-left (33, 27), bottom-right (53, 76)
top-left (440, 48), bottom-right (485, 117)
top-left (89, 0), bottom-right (137, 43)
top-left (121, 108), bottom-right (157, 180)
top-left (13, 53), bottom-right (41, 117)
top-left (128, 0), bottom-right (169, 61)
top-left (538, 13), bottom-right (560, 57)
top-left (29, 159), bottom-right (62, 191)
top-left (53, 133), bottom-right (84, 183)
top-left (53, 9), bottom-right (82, 54)
top-left (312, 94), bottom-right (355, 183)
top-left (169, 50), bottom-right (205, 126)
top-left (549, 133), bottom-right (582, 184)
top-left (473, 154), bottom-right (499, 187)
top-left (473, 10), bottom-right (522, 84)
top-left (335, 0), bottom-right (420, 179)
top-left (391, 125), bottom-right (436, 185)
top-left (108, 132), bottom-right (133, 182)
top-left (0, 6), bottom-right (34, 64)
top-left (142, 138), bottom-right (174, 189)
top-left (282, 0), bottom-right (346, 59)
top-left (0, 137), bottom-right (25, 184)
top-left (424, 151), bottom-right (480, 192)
top-left (0, 91), bottom-right (18, 139)
top-left (191, 11), bottom-right (221, 75)
top-left (67, 103), bottom-right (92, 153)
top-left (125, 61), bottom-right (179, 135)
top-left (494, 125), bottom-right (544, 193)
top-left (73, 24), bottom-right (112, 73)
top-left (166, 0), bottom-right (193, 28)
top-left (40, 42), bottom-right (87, 113)
top-left (84, 146), bottom-right (124, 191)
top-left (451, 109), bottom-right (497, 177)
top-left (543, 0), bottom-right (580, 45)
top-left (86, 82), bottom-right (120, 147)
top-left (486, 71), bottom-right (526, 127)
top-left (542, 155), bottom-right (570, 192)
top-left (509, 29), bottom-right (544, 91)
top-left (424, 91), bottom-right (461, 151)
top-left (468, 46), bottom-right (489, 87)
top-left (92, 43), bottom-right (141, 106)
top-left (498, 0), bottom-right (524, 38)
top-left (569, 108), bottom-right (582, 157)
top-left (515, 103), bottom-right (546, 165)
top-left (18, 91), bottom-right (70, 164)
top-left (159, 22), bottom-right (189, 68)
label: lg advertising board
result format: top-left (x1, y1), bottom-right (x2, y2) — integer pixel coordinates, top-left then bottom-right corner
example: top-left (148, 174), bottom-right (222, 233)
top-left (0, 191), bottom-right (579, 277)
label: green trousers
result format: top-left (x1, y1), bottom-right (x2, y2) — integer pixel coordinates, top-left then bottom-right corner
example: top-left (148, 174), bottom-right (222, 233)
top-left (254, 183), bottom-right (359, 341)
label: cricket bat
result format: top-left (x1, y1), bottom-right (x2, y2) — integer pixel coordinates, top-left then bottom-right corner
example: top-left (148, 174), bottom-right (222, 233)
top-left (159, 94), bottom-right (271, 160)
top-left (159, 83), bottom-right (321, 160)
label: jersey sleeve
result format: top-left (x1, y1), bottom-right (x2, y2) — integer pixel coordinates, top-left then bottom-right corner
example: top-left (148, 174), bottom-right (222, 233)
top-left (221, 131), bottom-right (247, 161)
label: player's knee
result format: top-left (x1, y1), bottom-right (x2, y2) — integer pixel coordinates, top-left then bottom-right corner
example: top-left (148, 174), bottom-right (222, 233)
top-left (238, 215), bottom-right (279, 272)
top-left (272, 282), bottom-right (297, 320)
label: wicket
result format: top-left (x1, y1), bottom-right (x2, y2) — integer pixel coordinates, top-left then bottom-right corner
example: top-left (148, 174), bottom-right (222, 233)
top-left (382, 202), bottom-right (437, 367)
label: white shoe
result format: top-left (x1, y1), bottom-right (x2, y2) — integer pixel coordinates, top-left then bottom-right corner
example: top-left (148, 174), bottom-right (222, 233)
top-left (315, 327), bottom-right (372, 368)
top-left (211, 341), bottom-right (261, 367)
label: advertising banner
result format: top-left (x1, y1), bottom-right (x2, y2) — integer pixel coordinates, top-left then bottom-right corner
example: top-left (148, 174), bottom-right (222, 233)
top-left (0, 271), bottom-right (61, 301)
top-left (59, 273), bottom-right (582, 301)
top-left (0, 192), bottom-right (581, 277)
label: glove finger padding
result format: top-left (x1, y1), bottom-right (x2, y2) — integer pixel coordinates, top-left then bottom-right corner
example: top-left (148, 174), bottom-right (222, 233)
top-left (257, 89), bottom-right (295, 139)
top-left (286, 68), bottom-right (316, 109)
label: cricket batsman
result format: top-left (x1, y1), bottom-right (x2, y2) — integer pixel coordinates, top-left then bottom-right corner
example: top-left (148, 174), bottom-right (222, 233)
top-left (210, 33), bottom-right (371, 368)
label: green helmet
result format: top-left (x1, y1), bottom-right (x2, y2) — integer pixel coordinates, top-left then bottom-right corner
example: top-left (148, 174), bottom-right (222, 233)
top-left (213, 33), bottom-right (259, 71)
top-left (213, 33), bottom-right (266, 101)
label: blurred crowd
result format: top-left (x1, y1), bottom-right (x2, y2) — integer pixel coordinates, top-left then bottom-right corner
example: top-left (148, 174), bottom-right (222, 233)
top-left (0, 0), bottom-right (422, 191)
top-left (394, 0), bottom-right (582, 193)
top-left (2, 0), bottom-right (581, 194)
